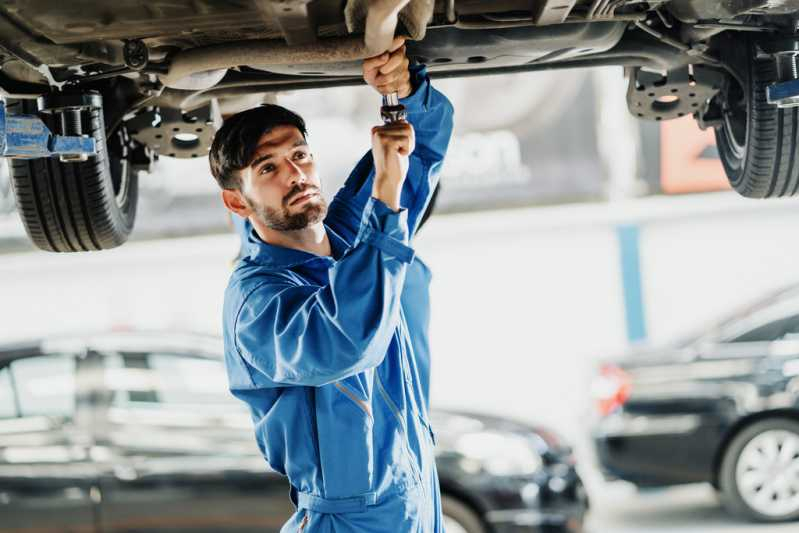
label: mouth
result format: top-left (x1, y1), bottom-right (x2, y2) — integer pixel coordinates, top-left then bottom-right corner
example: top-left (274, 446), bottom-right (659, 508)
top-left (289, 191), bottom-right (318, 206)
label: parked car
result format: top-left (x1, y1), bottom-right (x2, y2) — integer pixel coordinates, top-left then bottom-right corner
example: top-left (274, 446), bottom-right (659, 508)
top-left (0, 330), bottom-right (587, 533)
top-left (591, 283), bottom-right (799, 523)
top-left (3, 1), bottom-right (799, 252)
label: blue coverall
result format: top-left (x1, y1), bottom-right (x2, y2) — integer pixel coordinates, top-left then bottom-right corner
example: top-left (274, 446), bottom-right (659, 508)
top-left (222, 65), bottom-right (453, 532)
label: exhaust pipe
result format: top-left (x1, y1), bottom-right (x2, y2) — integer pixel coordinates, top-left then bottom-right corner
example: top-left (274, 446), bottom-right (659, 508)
top-left (160, 0), bottom-right (431, 90)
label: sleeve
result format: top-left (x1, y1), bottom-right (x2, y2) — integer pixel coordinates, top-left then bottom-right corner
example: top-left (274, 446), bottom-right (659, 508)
top-left (233, 198), bottom-right (415, 387)
top-left (325, 64), bottom-right (454, 244)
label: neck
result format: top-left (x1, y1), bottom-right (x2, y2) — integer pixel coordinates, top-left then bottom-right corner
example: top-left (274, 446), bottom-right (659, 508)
top-left (253, 219), bottom-right (332, 257)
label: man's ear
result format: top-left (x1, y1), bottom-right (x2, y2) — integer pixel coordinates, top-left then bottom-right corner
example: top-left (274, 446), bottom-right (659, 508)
top-left (221, 188), bottom-right (251, 218)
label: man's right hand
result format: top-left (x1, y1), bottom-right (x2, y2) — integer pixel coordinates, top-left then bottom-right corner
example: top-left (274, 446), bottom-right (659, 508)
top-left (371, 121), bottom-right (415, 212)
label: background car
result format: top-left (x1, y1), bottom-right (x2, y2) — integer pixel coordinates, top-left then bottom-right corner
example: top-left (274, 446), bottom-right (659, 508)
top-left (3, 1), bottom-right (799, 252)
top-left (591, 283), bottom-right (799, 523)
top-left (0, 330), bottom-right (587, 533)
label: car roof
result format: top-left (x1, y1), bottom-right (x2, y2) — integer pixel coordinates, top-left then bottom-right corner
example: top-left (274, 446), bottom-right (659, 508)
top-left (0, 329), bottom-right (224, 364)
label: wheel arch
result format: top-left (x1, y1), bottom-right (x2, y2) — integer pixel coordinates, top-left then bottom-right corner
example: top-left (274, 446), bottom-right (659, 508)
top-left (711, 408), bottom-right (799, 489)
top-left (438, 480), bottom-right (494, 533)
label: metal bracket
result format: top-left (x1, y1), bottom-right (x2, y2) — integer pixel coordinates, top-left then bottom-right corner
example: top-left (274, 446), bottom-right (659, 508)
top-left (627, 65), bottom-right (724, 121)
top-left (0, 101), bottom-right (96, 160)
top-left (256, 0), bottom-right (317, 46)
top-left (758, 37), bottom-right (799, 108)
top-left (768, 79), bottom-right (799, 108)
top-left (767, 49), bottom-right (799, 108)
top-left (533, 0), bottom-right (577, 25)
top-left (127, 100), bottom-right (221, 159)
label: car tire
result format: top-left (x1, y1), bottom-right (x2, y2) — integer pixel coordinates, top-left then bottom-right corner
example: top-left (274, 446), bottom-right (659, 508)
top-left (6, 97), bottom-right (138, 252)
top-left (714, 37), bottom-right (799, 198)
top-left (719, 417), bottom-right (799, 522)
top-left (441, 495), bottom-right (486, 533)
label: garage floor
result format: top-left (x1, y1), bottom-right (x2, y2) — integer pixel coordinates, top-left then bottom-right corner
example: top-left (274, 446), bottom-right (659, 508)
top-left (585, 482), bottom-right (798, 532)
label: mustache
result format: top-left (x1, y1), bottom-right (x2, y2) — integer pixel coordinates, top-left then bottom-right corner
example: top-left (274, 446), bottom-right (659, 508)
top-left (284, 184), bottom-right (320, 206)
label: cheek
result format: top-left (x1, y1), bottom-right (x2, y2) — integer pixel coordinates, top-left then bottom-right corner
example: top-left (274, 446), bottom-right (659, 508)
top-left (250, 179), bottom-right (288, 208)
top-left (305, 162), bottom-right (321, 186)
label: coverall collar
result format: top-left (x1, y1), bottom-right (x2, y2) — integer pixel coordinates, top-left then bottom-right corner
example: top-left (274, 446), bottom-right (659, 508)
top-left (245, 223), bottom-right (349, 269)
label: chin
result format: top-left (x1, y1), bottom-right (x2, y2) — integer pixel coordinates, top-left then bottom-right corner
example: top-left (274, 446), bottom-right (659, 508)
top-left (301, 201), bottom-right (327, 224)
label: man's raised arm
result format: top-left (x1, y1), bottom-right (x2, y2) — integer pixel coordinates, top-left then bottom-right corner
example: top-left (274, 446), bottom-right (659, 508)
top-left (326, 40), bottom-right (454, 242)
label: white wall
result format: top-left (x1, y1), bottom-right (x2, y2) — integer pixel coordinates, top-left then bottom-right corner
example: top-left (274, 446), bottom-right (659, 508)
top-left (2, 192), bottom-right (799, 444)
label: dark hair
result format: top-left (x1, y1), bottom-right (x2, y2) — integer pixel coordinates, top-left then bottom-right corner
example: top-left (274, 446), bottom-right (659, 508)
top-left (209, 104), bottom-right (308, 190)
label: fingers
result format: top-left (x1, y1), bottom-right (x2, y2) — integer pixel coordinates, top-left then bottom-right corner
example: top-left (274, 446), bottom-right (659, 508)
top-left (363, 38), bottom-right (409, 93)
top-left (379, 46), bottom-right (407, 74)
top-left (373, 67), bottom-right (410, 94)
top-left (371, 121), bottom-right (413, 134)
top-left (375, 136), bottom-right (412, 156)
top-left (371, 122), bottom-right (415, 155)
top-left (388, 36), bottom-right (406, 53)
top-left (362, 52), bottom-right (390, 78)
top-left (362, 38), bottom-right (405, 73)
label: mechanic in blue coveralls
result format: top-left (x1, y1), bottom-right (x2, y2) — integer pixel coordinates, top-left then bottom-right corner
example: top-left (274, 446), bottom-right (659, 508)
top-left (209, 37), bottom-right (452, 532)
top-left (230, 190), bottom-right (437, 403)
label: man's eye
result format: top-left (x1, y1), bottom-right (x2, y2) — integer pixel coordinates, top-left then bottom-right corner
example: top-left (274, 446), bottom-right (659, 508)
top-left (260, 164), bottom-right (275, 174)
top-left (294, 151), bottom-right (308, 160)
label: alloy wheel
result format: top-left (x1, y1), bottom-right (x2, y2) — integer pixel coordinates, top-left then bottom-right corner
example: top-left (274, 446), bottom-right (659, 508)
top-left (735, 429), bottom-right (799, 517)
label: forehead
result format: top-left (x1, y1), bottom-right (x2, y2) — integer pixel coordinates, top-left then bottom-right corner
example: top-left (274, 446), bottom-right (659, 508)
top-left (252, 125), bottom-right (305, 154)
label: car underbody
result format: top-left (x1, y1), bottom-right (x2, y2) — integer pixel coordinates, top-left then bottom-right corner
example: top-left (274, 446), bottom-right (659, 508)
top-left (3, 0), bottom-right (799, 252)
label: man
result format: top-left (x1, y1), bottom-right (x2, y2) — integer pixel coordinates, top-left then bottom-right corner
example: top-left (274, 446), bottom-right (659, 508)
top-left (209, 37), bottom-right (453, 532)
top-left (229, 196), bottom-right (436, 401)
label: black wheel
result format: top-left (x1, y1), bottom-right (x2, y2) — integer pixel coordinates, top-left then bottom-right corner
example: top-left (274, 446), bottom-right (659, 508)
top-left (719, 418), bottom-right (799, 522)
top-left (441, 495), bottom-right (486, 533)
top-left (715, 36), bottom-right (799, 198)
top-left (7, 96), bottom-right (137, 252)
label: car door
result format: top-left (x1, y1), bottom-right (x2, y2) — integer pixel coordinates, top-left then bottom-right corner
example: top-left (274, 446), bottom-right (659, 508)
top-left (94, 349), bottom-right (292, 532)
top-left (0, 352), bottom-right (98, 533)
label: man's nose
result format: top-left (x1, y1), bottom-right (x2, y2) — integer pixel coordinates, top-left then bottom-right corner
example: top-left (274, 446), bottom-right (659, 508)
top-left (286, 158), bottom-right (306, 186)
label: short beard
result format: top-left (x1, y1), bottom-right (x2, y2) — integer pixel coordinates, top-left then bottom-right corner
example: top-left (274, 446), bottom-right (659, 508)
top-left (245, 186), bottom-right (327, 231)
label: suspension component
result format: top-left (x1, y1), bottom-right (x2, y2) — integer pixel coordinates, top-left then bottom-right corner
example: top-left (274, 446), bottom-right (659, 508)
top-left (37, 93), bottom-right (101, 162)
top-left (762, 38), bottom-right (799, 108)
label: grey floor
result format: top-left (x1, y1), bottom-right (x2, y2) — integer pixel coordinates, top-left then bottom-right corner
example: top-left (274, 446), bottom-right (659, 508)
top-left (584, 482), bottom-right (798, 533)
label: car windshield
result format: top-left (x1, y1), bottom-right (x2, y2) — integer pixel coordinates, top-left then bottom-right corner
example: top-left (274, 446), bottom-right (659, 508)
top-left (673, 284), bottom-right (799, 347)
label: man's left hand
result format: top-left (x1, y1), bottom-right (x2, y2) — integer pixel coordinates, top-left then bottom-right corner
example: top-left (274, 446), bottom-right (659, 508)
top-left (363, 36), bottom-right (412, 99)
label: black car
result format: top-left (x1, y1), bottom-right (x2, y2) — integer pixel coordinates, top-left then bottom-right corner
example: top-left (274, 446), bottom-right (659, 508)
top-left (592, 283), bottom-right (799, 523)
top-left (0, 331), bottom-right (587, 533)
top-left (3, 1), bottom-right (799, 253)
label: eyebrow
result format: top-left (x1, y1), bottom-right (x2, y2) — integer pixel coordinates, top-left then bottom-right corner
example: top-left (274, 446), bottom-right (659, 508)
top-left (250, 139), bottom-right (308, 169)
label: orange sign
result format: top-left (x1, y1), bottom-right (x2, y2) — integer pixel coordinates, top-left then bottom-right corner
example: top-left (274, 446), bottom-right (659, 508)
top-left (660, 115), bottom-right (730, 194)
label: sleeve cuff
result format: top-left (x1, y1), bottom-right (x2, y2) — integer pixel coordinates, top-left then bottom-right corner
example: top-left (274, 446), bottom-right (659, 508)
top-left (355, 197), bottom-right (415, 264)
top-left (399, 64), bottom-right (432, 113)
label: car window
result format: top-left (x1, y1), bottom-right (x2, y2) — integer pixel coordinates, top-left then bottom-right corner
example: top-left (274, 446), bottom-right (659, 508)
top-left (728, 314), bottom-right (799, 343)
top-left (5, 354), bottom-right (75, 418)
top-left (778, 315), bottom-right (799, 341)
top-left (105, 352), bottom-right (232, 408)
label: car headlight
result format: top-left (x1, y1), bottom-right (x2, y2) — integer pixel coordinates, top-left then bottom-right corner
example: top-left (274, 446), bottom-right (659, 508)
top-left (454, 431), bottom-right (543, 476)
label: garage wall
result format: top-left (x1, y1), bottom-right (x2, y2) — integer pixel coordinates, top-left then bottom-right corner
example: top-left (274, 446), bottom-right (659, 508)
top-left (415, 192), bottom-right (799, 441)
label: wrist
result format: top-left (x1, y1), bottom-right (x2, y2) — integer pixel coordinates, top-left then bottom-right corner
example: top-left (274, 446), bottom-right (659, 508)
top-left (372, 177), bottom-right (402, 211)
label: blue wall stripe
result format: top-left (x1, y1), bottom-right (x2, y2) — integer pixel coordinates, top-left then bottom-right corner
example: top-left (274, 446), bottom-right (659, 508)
top-left (617, 224), bottom-right (647, 343)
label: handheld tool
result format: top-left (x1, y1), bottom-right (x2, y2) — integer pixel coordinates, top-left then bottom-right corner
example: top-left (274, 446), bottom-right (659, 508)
top-left (380, 91), bottom-right (406, 124)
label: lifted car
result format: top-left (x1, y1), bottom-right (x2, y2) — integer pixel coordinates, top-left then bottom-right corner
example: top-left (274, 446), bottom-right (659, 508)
top-left (3, 0), bottom-right (799, 252)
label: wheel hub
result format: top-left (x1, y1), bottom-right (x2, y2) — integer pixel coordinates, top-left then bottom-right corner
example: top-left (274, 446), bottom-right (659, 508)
top-left (736, 429), bottom-right (799, 517)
